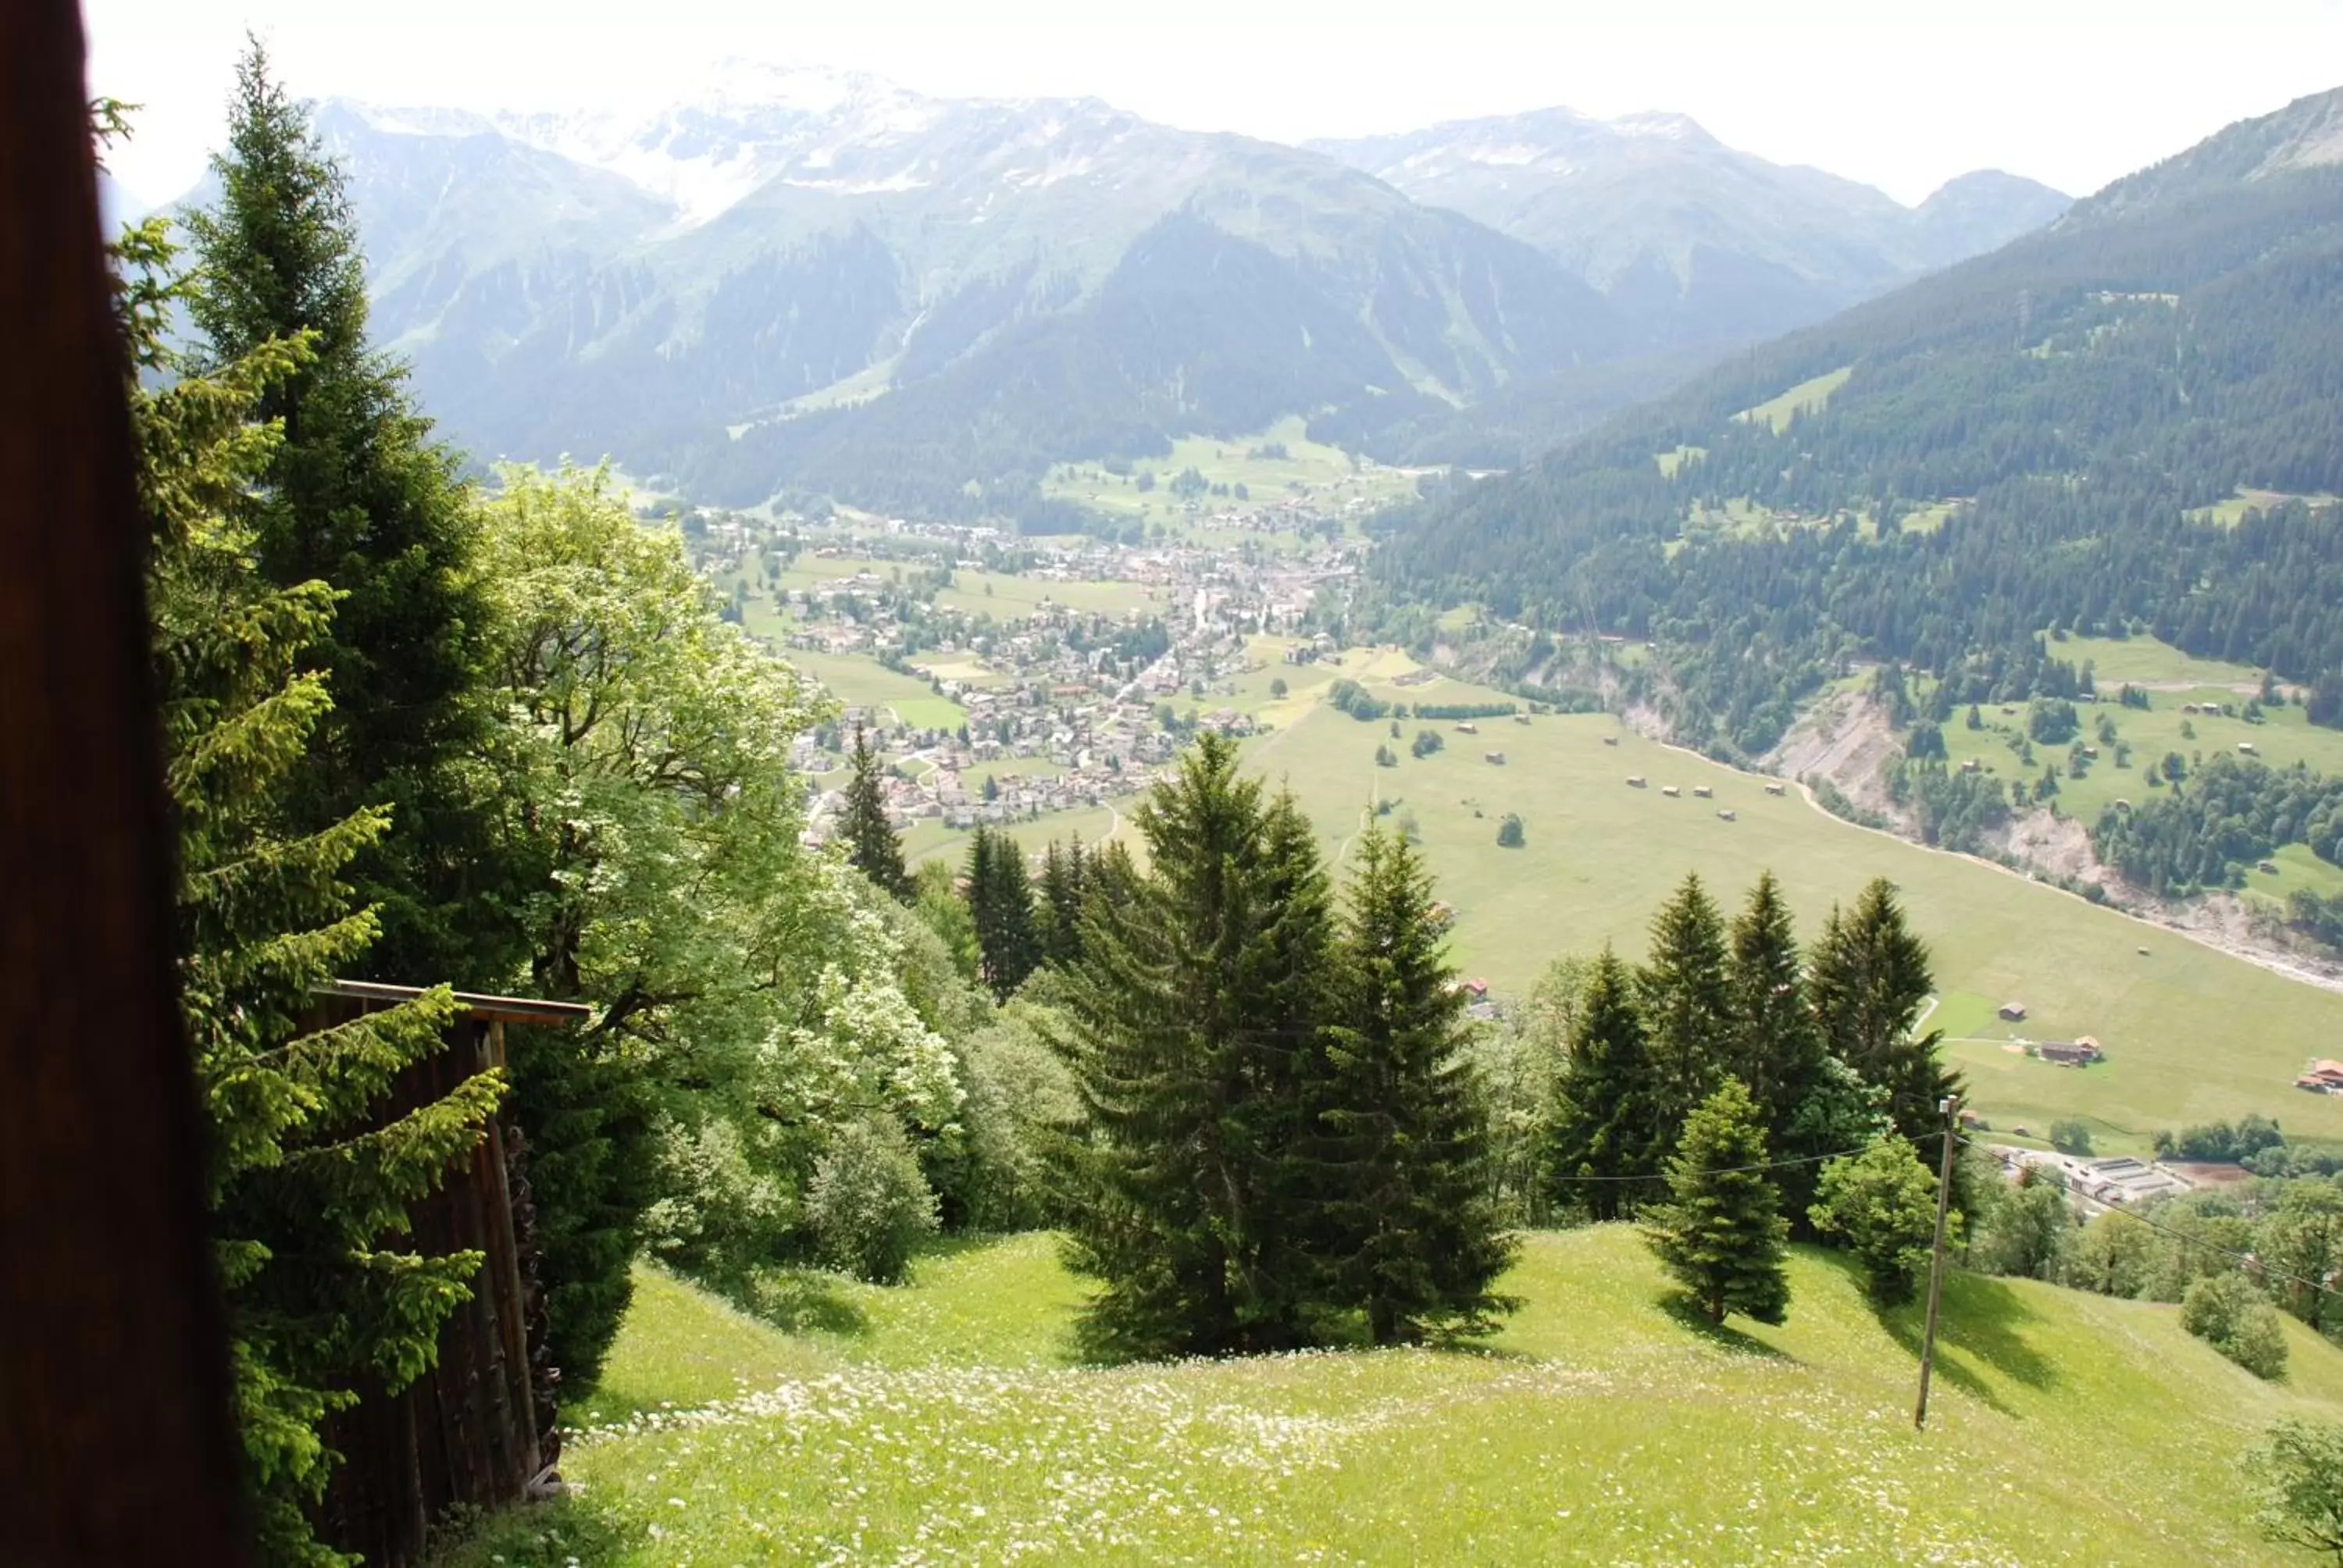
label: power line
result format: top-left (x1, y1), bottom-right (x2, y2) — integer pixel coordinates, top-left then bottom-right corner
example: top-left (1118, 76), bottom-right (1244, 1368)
top-left (1549, 1130), bottom-right (1929, 1184)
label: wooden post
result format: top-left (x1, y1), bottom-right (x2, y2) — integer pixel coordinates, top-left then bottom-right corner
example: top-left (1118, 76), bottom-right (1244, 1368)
top-left (0, 4), bottom-right (248, 1561)
top-left (1913, 1094), bottom-right (1962, 1431)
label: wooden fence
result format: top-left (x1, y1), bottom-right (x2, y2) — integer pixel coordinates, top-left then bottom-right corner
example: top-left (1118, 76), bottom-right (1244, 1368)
top-left (308, 982), bottom-right (590, 1568)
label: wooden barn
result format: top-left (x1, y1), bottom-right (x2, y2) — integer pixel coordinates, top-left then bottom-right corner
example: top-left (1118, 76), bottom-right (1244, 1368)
top-left (308, 981), bottom-right (592, 1568)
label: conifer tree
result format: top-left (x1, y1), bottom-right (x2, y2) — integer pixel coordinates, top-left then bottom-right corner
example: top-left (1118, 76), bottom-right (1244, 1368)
top-left (1051, 735), bottom-right (1335, 1356)
top-left (1546, 947), bottom-right (1660, 1221)
top-left (119, 211), bottom-right (499, 1567)
top-left (966, 825), bottom-right (1040, 1000)
top-left (1036, 836), bottom-right (1090, 965)
top-left (183, 40), bottom-right (507, 986)
top-left (1809, 878), bottom-right (1961, 1146)
top-left (842, 722), bottom-right (911, 900)
top-left (1635, 871), bottom-right (1732, 1162)
top-left (1725, 871), bottom-right (1835, 1222)
top-left (1316, 828), bottom-right (1516, 1342)
top-left (1642, 1078), bottom-right (1792, 1327)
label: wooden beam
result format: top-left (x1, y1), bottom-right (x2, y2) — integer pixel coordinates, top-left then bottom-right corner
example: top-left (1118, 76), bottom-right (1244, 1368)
top-left (314, 978), bottom-right (595, 1027)
top-left (0, 2), bottom-right (248, 1563)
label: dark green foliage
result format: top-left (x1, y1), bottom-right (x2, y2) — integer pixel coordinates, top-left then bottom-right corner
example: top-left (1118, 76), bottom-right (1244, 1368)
top-left (2027, 697), bottom-right (2081, 745)
top-left (1972, 1167), bottom-right (2073, 1281)
top-left (843, 722), bottom-right (912, 900)
top-left (1366, 104), bottom-right (2343, 757)
top-left (1808, 880), bottom-right (1960, 1149)
top-left (2096, 755), bottom-right (2343, 903)
top-left (1035, 836), bottom-right (1092, 967)
top-left (501, 1025), bottom-right (656, 1388)
top-left (184, 40), bottom-right (509, 988)
top-left (2153, 1114), bottom-right (2288, 1164)
top-left (1314, 828), bottom-right (1517, 1344)
top-left (1724, 872), bottom-right (1837, 1225)
top-left (1410, 728), bottom-right (1444, 758)
top-left (121, 209), bottom-right (497, 1568)
top-left (2049, 1118), bottom-right (2095, 1156)
top-left (1496, 812), bottom-right (1525, 847)
top-left (1635, 873), bottom-right (1732, 1164)
top-left (1546, 948), bottom-right (1660, 1222)
top-left (1809, 1138), bottom-right (1942, 1303)
top-left (1050, 735), bottom-right (1338, 1357)
top-left (966, 825), bottom-right (1043, 999)
top-left (1642, 1079), bottom-right (1792, 1327)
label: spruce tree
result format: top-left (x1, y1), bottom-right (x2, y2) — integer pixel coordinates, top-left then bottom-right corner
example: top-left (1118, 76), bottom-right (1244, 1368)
top-left (966, 826), bottom-right (1040, 1000)
top-left (183, 40), bottom-right (507, 987)
top-left (1810, 878), bottom-right (1961, 1146)
top-left (1051, 735), bottom-right (1335, 1356)
top-left (1546, 947), bottom-right (1660, 1221)
top-left (1635, 871), bottom-right (1732, 1164)
top-left (841, 722), bottom-right (911, 900)
top-left (1036, 836), bottom-right (1090, 965)
top-left (1316, 827), bottom-right (1516, 1342)
top-left (1642, 1078), bottom-right (1792, 1327)
top-left (1725, 871), bottom-right (1835, 1224)
top-left (121, 213), bottom-right (500, 1567)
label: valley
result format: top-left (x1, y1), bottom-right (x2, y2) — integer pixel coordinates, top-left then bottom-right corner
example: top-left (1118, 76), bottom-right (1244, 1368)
top-left (686, 471), bottom-right (2343, 1160)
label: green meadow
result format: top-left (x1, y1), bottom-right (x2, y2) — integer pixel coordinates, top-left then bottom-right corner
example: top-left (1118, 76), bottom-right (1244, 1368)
top-left (781, 649), bottom-right (968, 732)
top-left (1238, 661), bottom-right (2343, 1150)
top-left (1040, 415), bottom-right (1418, 541)
top-left (440, 1228), bottom-right (2343, 1566)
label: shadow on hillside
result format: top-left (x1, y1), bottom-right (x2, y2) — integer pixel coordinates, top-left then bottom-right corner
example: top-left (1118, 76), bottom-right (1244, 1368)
top-left (1660, 1292), bottom-right (1797, 1362)
top-left (1870, 1270), bottom-right (2059, 1415)
top-left (718, 1266), bottom-right (872, 1340)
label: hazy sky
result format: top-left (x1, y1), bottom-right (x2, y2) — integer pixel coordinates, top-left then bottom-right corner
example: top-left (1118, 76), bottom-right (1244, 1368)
top-left (86, 0), bottom-right (2343, 207)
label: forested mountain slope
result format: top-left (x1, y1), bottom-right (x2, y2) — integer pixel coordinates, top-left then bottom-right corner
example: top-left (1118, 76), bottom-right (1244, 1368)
top-left (1371, 87), bottom-right (2343, 758)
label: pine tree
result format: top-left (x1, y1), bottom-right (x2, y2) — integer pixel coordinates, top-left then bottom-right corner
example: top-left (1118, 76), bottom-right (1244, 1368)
top-left (1724, 871), bottom-right (1835, 1224)
top-left (1809, 878), bottom-right (1961, 1146)
top-left (1546, 947), bottom-right (1660, 1221)
top-left (842, 722), bottom-right (911, 900)
top-left (1051, 735), bottom-right (1336, 1357)
top-left (1036, 836), bottom-right (1089, 965)
top-left (1316, 827), bottom-right (1516, 1343)
top-left (1635, 871), bottom-right (1732, 1164)
top-left (966, 826), bottom-right (1041, 1000)
top-left (1642, 1078), bottom-right (1791, 1327)
top-left (119, 212), bottom-right (499, 1568)
top-left (183, 40), bottom-right (508, 987)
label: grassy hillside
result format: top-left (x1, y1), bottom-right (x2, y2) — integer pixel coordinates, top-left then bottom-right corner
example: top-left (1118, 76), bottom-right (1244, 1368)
top-left (439, 1228), bottom-right (2343, 1566)
top-left (1237, 661), bottom-right (2343, 1150)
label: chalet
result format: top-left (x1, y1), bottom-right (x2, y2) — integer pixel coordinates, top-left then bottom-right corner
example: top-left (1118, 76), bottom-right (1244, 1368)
top-left (1628, 775), bottom-right (1648, 788)
top-left (1959, 757), bottom-right (1982, 773)
top-left (1603, 736), bottom-right (1620, 747)
top-left (2260, 860), bottom-right (2282, 875)
top-left (1660, 785), bottom-right (1681, 798)
top-left (1717, 808), bottom-right (1737, 821)
top-left (2296, 1059), bottom-right (2343, 1095)
top-left (1484, 750), bottom-right (1507, 765)
top-left (1763, 782), bottom-right (1787, 796)
top-left (2036, 1039), bottom-right (2102, 1067)
top-left (2239, 741), bottom-right (2260, 756)
top-left (1998, 1001), bottom-right (2028, 1022)
top-left (1692, 785), bottom-right (1714, 799)
top-left (1455, 722), bottom-right (1479, 735)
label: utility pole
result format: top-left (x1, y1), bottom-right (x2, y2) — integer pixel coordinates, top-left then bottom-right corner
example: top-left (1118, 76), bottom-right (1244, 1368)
top-left (1913, 1093), bottom-right (1961, 1431)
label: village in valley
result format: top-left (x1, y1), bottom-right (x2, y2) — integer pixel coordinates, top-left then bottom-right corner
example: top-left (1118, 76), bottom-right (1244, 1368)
top-left (679, 488), bottom-right (1367, 847)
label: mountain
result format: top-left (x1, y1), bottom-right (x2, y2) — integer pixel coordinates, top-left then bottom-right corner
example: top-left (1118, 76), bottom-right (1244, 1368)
top-left (1369, 87), bottom-right (2343, 757)
top-left (301, 66), bottom-right (1640, 519)
top-left (1309, 109), bottom-right (2068, 345)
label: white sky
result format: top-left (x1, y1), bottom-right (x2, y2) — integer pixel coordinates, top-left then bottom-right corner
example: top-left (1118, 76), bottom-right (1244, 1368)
top-left (84, 0), bottom-right (2343, 208)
